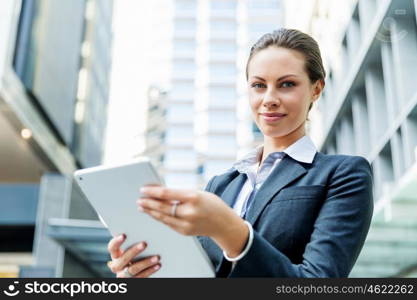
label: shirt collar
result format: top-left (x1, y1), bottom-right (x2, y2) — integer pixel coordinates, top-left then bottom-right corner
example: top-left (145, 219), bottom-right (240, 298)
top-left (233, 135), bottom-right (317, 173)
top-left (283, 135), bottom-right (317, 164)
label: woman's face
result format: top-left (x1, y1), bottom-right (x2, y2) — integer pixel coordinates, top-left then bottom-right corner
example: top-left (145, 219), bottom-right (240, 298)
top-left (247, 46), bottom-right (322, 140)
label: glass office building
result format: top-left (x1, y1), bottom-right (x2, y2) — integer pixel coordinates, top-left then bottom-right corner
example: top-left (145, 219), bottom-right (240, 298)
top-left (164, 0), bottom-right (200, 189)
top-left (158, 0), bottom-right (284, 189)
top-left (317, 0), bottom-right (417, 277)
top-left (0, 0), bottom-right (113, 277)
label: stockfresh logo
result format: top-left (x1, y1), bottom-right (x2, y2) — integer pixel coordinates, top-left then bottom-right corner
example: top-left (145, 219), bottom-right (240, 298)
top-left (3, 281), bottom-right (20, 297)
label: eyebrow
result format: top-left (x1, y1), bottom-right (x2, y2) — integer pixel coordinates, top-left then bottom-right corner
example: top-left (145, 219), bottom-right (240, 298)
top-left (251, 74), bottom-right (298, 81)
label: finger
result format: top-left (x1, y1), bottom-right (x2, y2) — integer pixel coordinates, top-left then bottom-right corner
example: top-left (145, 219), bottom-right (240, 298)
top-left (137, 198), bottom-right (172, 215)
top-left (143, 183), bottom-right (162, 188)
top-left (142, 207), bottom-right (187, 229)
top-left (129, 255), bottom-right (160, 276)
top-left (108, 234), bottom-right (126, 260)
top-left (140, 186), bottom-right (198, 203)
top-left (109, 242), bottom-right (146, 273)
top-left (139, 185), bottom-right (166, 202)
top-left (116, 256), bottom-right (159, 278)
top-left (135, 263), bottom-right (161, 278)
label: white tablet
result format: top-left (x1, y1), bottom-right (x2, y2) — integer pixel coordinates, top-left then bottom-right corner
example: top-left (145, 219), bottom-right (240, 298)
top-left (74, 158), bottom-right (215, 278)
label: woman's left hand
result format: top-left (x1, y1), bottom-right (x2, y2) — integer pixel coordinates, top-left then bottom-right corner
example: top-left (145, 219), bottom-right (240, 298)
top-left (137, 186), bottom-right (240, 239)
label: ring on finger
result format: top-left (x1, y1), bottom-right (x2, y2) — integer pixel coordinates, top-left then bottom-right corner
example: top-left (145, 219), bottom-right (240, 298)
top-left (171, 200), bottom-right (180, 217)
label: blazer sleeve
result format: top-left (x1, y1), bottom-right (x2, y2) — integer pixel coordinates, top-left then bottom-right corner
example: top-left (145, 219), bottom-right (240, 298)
top-left (226, 156), bottom-right (374, 277)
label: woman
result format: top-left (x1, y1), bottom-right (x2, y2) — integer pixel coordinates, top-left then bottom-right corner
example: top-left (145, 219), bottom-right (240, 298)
top-left (107, 28), bottom-right (373, 278)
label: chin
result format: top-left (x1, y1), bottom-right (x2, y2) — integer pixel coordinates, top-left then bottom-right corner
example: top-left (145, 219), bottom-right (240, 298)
top-left (260, 128), bottom-right (290, 138)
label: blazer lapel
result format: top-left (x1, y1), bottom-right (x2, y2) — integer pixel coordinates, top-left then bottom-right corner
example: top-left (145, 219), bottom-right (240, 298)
top-left (220, 172), bottom-right (247, 207)
top-left (245, 155), bottom-right (307, 225)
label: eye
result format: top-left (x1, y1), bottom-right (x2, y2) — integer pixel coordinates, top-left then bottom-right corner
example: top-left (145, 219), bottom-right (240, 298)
top-left (251, 83), bottom-right (266, 89)
top-left (280, 81), bottom-right (295, 88)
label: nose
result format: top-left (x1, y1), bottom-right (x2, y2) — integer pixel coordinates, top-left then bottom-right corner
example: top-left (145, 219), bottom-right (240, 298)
top-left (263, 88), bottom-right (281, 108)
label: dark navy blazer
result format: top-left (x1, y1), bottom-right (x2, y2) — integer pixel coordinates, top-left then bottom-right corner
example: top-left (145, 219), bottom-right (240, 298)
top-left (198, 152), bottom-right (373, 277)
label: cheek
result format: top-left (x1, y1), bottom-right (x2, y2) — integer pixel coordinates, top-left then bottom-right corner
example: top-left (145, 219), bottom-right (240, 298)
top-left (282, 91), bottom-right (309, 114)
top-left (248, 91), bottom-right (262, 111)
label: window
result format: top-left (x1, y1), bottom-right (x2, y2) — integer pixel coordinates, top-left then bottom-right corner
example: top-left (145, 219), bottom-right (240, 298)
top-left (166, 105), bottom-right (194, 123)
top-left (164, 173), bottom-right (198, 189)
top-left (208, 111), bottom-right (236, 131)
top-left (210, 87), bottom-right (236, 99)
top-left (248, 23), bottom-right (277, 33)
top-left (209, 63), bottom-right (236, 77)
top-left (173, 40), bottom-right (195, 52)
top-left (171, 82), bottom-right (194, 98)
top-left (209, 42), bottom-right (236, 54)
top-left (208, 87), bottom-right (236, 108)
top-left (210, 0), bottom-right (237, 10)
top-left (164, 149), bottom-right (197, 169)
top-left (207, 135), bottom-right (237, 156)
top-left (175, 19), bottom-right (196, 31)
top-left (172, 60), bottom-right (195, 73)
top-left (248, 0), bottom-right (281, 9)
top-left (13, 0), bottom-right (86, 146)
top-left (175, 0), bottom-right (196, 10)
top-left (210, 20), bottom-right (237, 32)
top-left (165, 127), bottom-right (194, 146)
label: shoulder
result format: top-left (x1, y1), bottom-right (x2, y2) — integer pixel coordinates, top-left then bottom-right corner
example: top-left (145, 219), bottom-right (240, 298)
top-left (314, 152), bottom-right (372, 175)
top-left (307, 153), bottom-right (374, 195)
top-left (204, 167), bottom-right (239, 193)
top-left (315, 152), bottom-right (370, 166)
top-left (317, 154), bottom-right (373, 199)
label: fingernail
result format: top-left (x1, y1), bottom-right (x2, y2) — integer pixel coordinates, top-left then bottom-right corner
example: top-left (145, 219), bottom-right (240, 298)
top-left (118, 234), bottom-right (125, 241)
top-left (151, 256), bottom-right (159, 263)
top-left (137, 201), bottom-right (144, 212)
top-left (140, 187), bottom-right (148, 193)
top-left (154, 264), bottom-right (160, 270)
top-left (137, 242), bottom-right (145, 250)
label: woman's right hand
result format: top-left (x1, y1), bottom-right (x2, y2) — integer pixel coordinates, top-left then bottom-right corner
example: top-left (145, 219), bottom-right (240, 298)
top-left (107, 234), bottom-right (161, 278)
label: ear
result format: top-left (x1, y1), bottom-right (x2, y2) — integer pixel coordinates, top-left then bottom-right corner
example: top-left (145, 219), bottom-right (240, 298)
top-left (311, 79), bottom-right (325, 102)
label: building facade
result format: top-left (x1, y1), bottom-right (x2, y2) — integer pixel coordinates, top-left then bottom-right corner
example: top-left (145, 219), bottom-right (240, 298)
top-left (0, 0), bottom-right (113, 277)
top-left (128, 0), bottom-right (284, 190)
top-left (171, 0), bottom-right (285, 189)
top-left (163, 0), bottom-right (200, 189)
top-left (311, 0), bottom-right (417, 277)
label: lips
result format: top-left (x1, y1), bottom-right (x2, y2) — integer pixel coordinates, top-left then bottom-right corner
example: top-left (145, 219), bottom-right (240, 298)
top-left (261, 112), bottom-right (287, 117)
top-left (260, 112), bottom-right (287, 122)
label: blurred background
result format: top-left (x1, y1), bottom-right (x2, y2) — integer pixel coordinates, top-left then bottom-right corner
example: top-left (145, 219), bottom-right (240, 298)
top-left (0, 0), bottom-right (416, 278)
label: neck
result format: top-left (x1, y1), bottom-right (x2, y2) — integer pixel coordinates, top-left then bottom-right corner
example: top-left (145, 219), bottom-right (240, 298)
top-left (261, 123), bottom-right (306, 164)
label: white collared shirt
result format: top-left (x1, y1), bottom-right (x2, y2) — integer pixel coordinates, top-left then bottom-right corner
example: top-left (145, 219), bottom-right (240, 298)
top-left (223, 135), bottom-right (317, 265)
